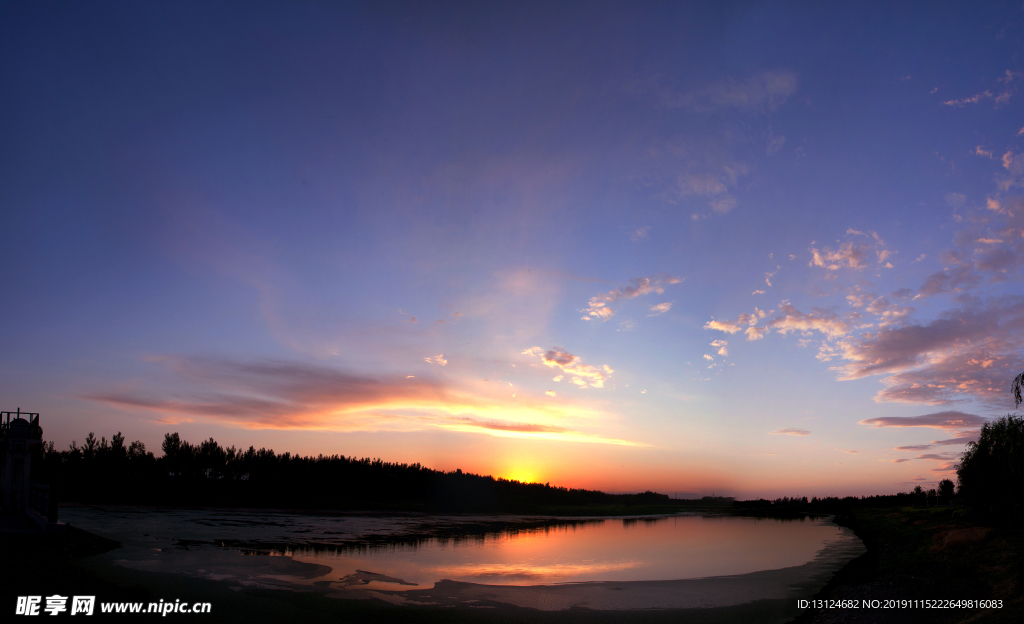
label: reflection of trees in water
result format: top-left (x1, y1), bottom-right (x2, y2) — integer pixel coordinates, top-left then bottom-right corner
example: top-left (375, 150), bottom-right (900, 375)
top-left (619, 514), bottom-right (821, 530)
top-left (228, 513), bottom-right (827, 556)
top-left (621, 516), bottom-right (669, 529)
top-left (219, 517), bottom-right (610, 556)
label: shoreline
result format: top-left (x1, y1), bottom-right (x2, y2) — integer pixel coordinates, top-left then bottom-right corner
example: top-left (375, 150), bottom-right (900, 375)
top-left (355, 532), bottom-right (863, 614)
top-left (7, 505), bottom-right (867, 622)
top-left (790, 507), bottom-right (1023, 624)
top-left (26, 505), bottom-right (1020, 623)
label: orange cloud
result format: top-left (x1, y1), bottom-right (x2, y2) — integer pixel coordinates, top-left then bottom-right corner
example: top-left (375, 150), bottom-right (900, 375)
top-left (85, 356), bottom-right (644, 447)
top-left (809, 231), bottom-right (893, 271)
top-left (769, 301), bottom-right (848, 338)
top-left (521, 347), bottom-right (614, 389)
top-left (809, 241), bottom-right (869, 270)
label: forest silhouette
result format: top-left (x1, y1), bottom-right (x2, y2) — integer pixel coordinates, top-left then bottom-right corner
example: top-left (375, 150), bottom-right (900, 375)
top-left (33, 430), bottom-right (973, 515)
top-left (956, 414), bottom-right (1024, 523)
top-left (38, 432), bottom-right (678, 513)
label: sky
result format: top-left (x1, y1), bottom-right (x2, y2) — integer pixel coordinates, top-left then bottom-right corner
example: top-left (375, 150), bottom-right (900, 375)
top-left (2, 1), bottom-right (1024, 498)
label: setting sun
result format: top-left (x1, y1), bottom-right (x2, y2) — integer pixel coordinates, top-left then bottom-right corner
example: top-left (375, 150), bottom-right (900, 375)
top-left (505, 469), bottom-right (541, 484)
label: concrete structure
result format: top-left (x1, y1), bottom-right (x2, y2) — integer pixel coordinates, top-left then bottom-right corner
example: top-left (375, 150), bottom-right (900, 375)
top-left (0, 409), bottom-right (60, 531)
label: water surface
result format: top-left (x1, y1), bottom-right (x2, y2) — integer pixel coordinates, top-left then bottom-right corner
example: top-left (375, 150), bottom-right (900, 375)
top-left (61, 507), bottom-right (864, 612)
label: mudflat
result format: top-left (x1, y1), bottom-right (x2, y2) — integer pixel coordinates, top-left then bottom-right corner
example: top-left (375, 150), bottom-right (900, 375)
top-left (352, 535), bottom-right (864, 614)
top-left (5, 507), bottom-right (868, 623)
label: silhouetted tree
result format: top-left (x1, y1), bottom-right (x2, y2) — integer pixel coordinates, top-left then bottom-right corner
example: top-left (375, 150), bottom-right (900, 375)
top-left (956, 414), bottom-right (1024, 522)
top-left (1013, 370), bottom-right (1023, 408)
top-left (83, 432), bottom-right (98, 458)
top-left (45, 431), bottom-right (677, 511)
top-left (912, 484), bottom-right (924, 505)
top-left (938, 479), bottom-right (954, 505)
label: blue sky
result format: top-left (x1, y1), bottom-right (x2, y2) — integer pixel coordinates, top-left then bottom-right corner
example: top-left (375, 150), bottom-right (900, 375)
top-left (3, 1), bottom-right (1023, 496)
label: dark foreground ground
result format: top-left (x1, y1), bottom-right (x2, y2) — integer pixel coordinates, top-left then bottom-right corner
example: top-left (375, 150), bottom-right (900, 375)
top-left (2, 507), bottom-right (1022, 623)
top-left (795, 507), bottom-right (1024, 624)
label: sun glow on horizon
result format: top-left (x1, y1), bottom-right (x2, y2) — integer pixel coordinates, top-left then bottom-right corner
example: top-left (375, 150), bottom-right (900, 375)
top-left (504, 468), bottom-right (541, 484)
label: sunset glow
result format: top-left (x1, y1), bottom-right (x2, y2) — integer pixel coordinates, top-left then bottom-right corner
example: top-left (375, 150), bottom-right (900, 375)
top-left (503, 469), bottom-right (541, 484)
top-left (3, 2), bottom-right (1024, 498)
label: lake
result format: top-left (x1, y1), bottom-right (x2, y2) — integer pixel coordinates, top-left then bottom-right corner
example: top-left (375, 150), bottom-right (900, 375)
top-left (60, 506), bottom-right (864, 614)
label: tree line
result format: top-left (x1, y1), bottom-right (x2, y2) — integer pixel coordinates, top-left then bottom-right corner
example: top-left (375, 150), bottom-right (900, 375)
top-left (35, 430), bottom-right (975, 515)
top-left (37, 432), bottom-right (672, 512)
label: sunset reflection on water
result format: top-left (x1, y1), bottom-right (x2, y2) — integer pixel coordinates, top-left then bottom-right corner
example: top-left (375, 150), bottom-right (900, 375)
top-left (290, 514), bottom-right (848, 589)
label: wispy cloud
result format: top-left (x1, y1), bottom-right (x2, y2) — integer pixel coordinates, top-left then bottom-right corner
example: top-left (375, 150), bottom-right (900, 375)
top-left (859, 411), bottom-right (987, 429)
top-left (521, 347), bottom-right (614, 389)
top-left (648, 302), bottom-right (672, 316)
top-left (704, 306), bottom-right (769, 337)
top-left (931, 430), bottom-right (980, 445)
top-left (915, 452), bottom-right (960, 461)
top-left (945, 193), bottom-right (966, 208)
top-left (834, 297), bottom-right (1022, 406)
top-left (942, 90), bottom-right (999, 106)
top-left (664, 69), bottom-right (799, 113)
top-left (809, 231), bottom-right (893, 271)
top-left (942, 72), bottom-right (1016, 107)
top-left (674, 171), bottom-right (744, 215)
top-left (581, 275), bottom-right (681, 321)
top-left (713, 205), bottom-right (1024, 407)
top-left (832, 296), bottom-right (1024, 406)
top-left (629, 226), bottom-right (651, 242)
top-left (769, 301), bottom-right (849, 338)
top-left (916, 265), bottom-right (982, 297)
top-left (711, 295), bottom-right (1022, 408)
top-left (707, 300), bottom-right (849, 349)
top-left (424, 354), bottom-right (448, 366)
top-left (895, 430), bottom-right (980, 452)
top-left (770, 428), bottom-right (810, 436)
top-left (810, 242), bottom-right (869, 270)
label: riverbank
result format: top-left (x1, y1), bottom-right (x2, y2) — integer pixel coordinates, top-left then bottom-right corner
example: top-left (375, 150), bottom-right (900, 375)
top-left (3, 506), bottom-right (856, 623)
top-left (24, 505), bottom-right (1016, 623)
top-left (0, 522), bottom-right (141, 613)
top-left (792, 507), bottom-right (1024, 623)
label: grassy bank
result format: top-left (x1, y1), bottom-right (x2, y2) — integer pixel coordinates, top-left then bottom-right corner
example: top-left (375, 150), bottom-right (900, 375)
top-left (793, 507), bottom-right (1024, 624)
